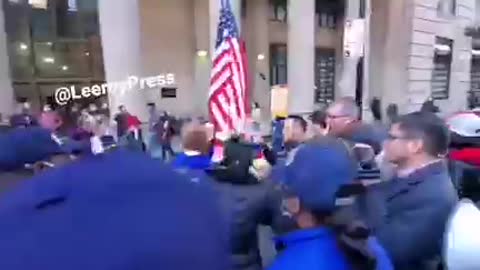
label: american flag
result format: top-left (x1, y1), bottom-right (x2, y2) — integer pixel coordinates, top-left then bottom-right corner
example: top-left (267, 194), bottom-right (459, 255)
top-left (209, 0), bottom-right (250, 138)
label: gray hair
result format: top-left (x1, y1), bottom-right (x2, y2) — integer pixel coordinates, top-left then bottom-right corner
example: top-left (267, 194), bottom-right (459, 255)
top-left (331, 97), bottom-right (359, 119)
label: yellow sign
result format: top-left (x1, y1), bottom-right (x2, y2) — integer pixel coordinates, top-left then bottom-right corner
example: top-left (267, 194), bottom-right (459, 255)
top-left (271, 85), bottom-right (288, 118)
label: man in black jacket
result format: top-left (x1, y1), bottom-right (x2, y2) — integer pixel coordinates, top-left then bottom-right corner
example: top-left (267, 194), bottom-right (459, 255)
top-left (208, 137), bottom-right (287, 270)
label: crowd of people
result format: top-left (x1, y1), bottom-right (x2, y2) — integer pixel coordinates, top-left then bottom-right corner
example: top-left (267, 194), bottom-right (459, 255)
top-left (0, 96), bottom-right (478, 270)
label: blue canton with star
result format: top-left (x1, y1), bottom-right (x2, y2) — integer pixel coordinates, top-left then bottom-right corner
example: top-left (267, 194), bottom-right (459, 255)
top-left (215, 0), bottom-right (240, 48)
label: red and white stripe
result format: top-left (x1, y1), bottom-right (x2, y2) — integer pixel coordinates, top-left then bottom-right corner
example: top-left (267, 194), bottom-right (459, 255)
top-left (209, 37), bottom-right (249, 136)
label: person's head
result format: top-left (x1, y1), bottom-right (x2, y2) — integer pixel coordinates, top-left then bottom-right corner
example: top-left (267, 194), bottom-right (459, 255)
top-left (369, 97), bottom-right (382, 122)
top-left (71, 104), bottom-right (79, 113)
top-left (309, 110), bottom-right (328, 137)
top-left (280, 137), bottom-right (356, 228)
top-left (279, 137), bottom-right (378, 269)
top-left (383, 112), bottom-right (449, 169)
top-left (386, 103), bottom-right (399, 123)
top-left (39, 111), bottom-right (63, 132)
top-left (420, 99), bottom-right (440, 113)
top-left (326, 97), bottom-right (360, 136)
top-left (118, 105), bottom-right (126, 113)
top-left (88, 103), bottom-right (98, 112)
top-left (284, 115), bottom-right (307, 144)
top-left (43, 104), bottom-right (52, 112)
top-left (181, 122), bottom-right (210, 154)
top-left (253, 102), bottom-right (260, 109)
top-left (147, 103), bottom-right (156, 113)
top-left (21, 102), bottom-right (31, 114)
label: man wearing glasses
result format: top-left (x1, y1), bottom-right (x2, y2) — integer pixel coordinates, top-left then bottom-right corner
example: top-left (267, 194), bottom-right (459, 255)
top-left (326, 97), bottom-right (386, 154)
top-left (358, 112), bottom-right (457, 269)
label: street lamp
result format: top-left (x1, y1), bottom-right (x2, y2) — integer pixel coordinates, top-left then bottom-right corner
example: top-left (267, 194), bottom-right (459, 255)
top-left (43, 57), bottom-right (55, 63)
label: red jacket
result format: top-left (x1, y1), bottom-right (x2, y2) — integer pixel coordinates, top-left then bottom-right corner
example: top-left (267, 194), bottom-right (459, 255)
top-left (127, 115), bottom-right (142, 130)
top-left (450, 148), bottom-right (480, 166)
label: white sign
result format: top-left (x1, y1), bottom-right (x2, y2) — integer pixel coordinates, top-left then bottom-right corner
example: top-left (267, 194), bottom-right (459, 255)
top-left (55, 74), bottom-right (175, 105)
top-left (28, 0), bottom-right (48, 9)
top-left (343, 19), bottom-right (365, 58)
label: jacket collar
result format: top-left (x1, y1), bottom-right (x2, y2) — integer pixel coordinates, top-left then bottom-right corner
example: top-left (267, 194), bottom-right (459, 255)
top-left (396, 159), bottom-right (443, 178)
top-left (387, 160), bottom-right (447, 202)
top-left (275, 227), bottom-right (333, 247)
top-left (396, 160), bottom-right (446, 183)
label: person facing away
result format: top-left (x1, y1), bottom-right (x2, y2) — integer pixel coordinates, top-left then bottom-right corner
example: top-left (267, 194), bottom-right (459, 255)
top-left (326, 97), bottom-right (387, 154)
top-left (386, 104), bottom-right (399, 126)
top-left (156, 112), bottom-right (175, 161)
top-left (9, 102), bottom-right (37, 128)
top-left (207, 136), bottom-right (285, 270)
top-left (272, 116), bottom-right (285, 154)
top-left (309, 110), bottom-right (328, 137)
top-left (356, 112), bottom-right (458, 269)
top-left (172, 122), bottom-right (212, 171)
top-left (147, 103), bottom-right (159, 132)
top-left (114, 105), bottom-right (129, 138)
top-left (268, 137), bottom-right (393, 270)
top-left (0, 149), bottom-right (230, 270)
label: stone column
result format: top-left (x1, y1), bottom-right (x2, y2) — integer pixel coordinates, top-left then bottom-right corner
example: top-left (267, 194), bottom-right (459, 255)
top-left (287, 0), bottom-right (315, 115)
top-left (98, 0), bottom-right (147, 120)
top-left (0, 2), bottom-right (14, 118)
top-left (193, 0), bottom-right (211, 117)
top-left (246, 0), bottom-right (270, 129)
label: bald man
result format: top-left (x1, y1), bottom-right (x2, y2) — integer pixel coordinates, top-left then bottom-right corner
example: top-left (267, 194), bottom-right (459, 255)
top-left (326, 97), bottom-right (387, 154)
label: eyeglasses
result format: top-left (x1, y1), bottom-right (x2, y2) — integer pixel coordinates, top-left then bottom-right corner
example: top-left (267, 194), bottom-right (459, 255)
top-left (326, 113), bottom-right (349, 119)
top-left (386, 133), bottom-right (412, 141)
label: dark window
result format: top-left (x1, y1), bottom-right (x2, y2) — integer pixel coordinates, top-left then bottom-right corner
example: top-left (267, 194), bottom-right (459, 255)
top-left (316, 11), bottom-right (337, 29)
top-left (56, 0), bottom-right (83, 38)
top-left (359, 0), bottom-right (366, 18)
top-left (241, 0), bottom-right (246, 18)
top-left (270, 44), bottom-right (287, 85)
top-left (470, 46), bottom-right (480, 108)
top-left (437, 0), bottom-right (456, 17)
top-left (31, 5), bottom-right (54, 39)
top-left (34, 41), bottom-right (91, 78)
top-left (161, 87), bottom-right (177, 98)
top-left (315, 0), bottom-right (342, 28)
top-left (431, 37), bottom-right (453, 100)
top-left (2, 0), bottom-right (104, 107)
top-left (269, 0), bottom-right (287, 22)
top-left (315, 48), bottom-right (335, 104)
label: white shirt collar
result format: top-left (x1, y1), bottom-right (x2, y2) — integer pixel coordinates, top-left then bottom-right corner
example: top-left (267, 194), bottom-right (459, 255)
top-left (396, 159), bottom-right (443, 178)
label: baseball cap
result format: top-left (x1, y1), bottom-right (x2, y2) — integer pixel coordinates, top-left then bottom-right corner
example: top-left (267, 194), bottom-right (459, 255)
top-left (280, 136), bottom-right (357, 212)
top-left (0, 150), bottom-right (230, 270)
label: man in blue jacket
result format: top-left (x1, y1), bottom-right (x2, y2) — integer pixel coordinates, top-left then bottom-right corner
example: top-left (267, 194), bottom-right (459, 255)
top-left (357, 112), bottom-right (457, 269)
top-left (269, 137), bottom-right (393, 270)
